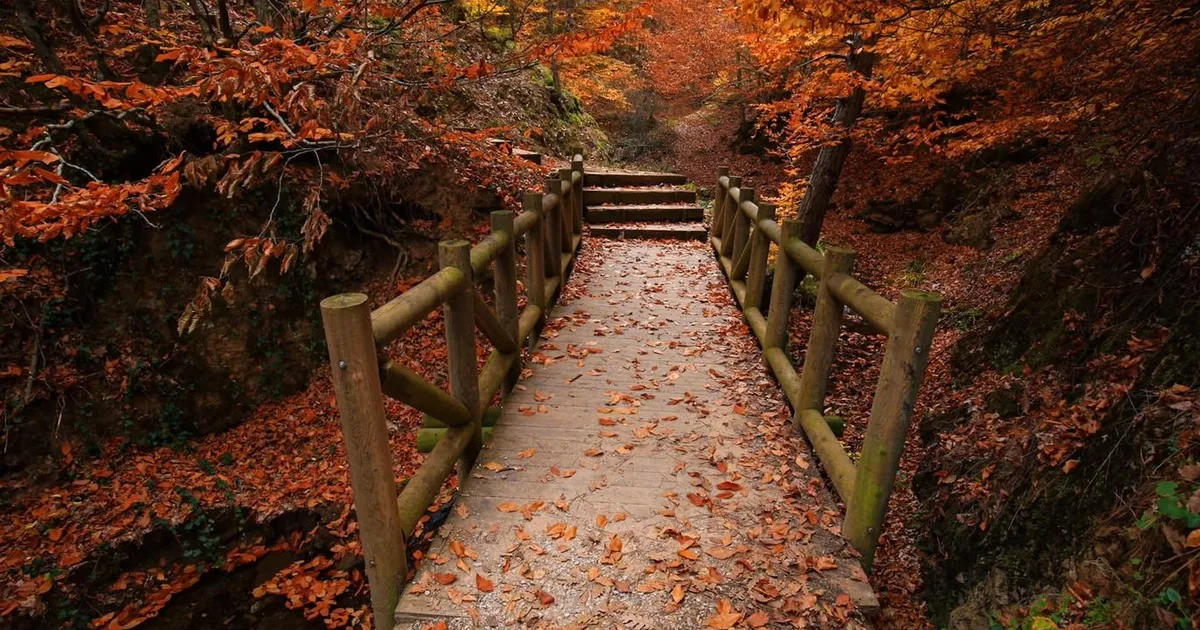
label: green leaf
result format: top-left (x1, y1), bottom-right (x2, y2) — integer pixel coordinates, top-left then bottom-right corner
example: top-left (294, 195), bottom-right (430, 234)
top-left (1159, 587), bottom-right (1182, 606)
top-left (1158, 496), bottom-right (1188, 521)
top-left (1156, 481), bottom-right (1179, 498)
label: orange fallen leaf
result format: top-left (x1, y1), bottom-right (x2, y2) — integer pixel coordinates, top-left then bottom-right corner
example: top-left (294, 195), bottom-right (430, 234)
top-left (433, 572), bottom-right (457, 585)
top-left (705, 547), bottom-right (737, 560)
top-left (706, 599), bottom-right (742, 629)
top-left (476, 573), bottom-right (494, 592)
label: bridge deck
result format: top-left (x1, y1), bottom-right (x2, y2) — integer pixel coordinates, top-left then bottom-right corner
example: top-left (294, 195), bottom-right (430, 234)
top-left (395, 238), bottom-right (874, 629)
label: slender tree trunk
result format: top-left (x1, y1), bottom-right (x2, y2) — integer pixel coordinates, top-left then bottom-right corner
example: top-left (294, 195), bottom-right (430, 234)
top-left (255, 0), bottom-right (284, 34)
top-left (145, 0), bottom-right (161, 28)
top-left (547, 0), bottom-right (560, 95)
top-left (795, 36), bottom-right (876, 246)
top-left (216, 0), bottom-right (235, 41)
top-left (13, 0), bottom-right (65, 73)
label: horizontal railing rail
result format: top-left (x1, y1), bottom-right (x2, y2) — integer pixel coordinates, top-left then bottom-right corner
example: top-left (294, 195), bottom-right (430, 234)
top-left (320, 153), bottom-right (585, 622)
top-left (709, 166), bottom-right (941, 570)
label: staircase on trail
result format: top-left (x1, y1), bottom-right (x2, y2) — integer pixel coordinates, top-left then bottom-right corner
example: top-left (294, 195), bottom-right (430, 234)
top-left (583, 170), bottom-right (706, 241)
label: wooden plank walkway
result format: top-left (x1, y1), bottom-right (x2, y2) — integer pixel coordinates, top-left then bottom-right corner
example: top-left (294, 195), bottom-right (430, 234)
top-left (395, 237), bottom-right (875, 629)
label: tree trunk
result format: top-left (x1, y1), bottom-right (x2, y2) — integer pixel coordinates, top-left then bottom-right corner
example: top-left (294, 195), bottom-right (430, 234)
top-left (145, 0), bottom-right (161, 28)
top-left (547, 0), bottom-right (560, 95)
top-left (13, 0), bottom-right (65, 74)
top-left (216, 0), bottom-right (235, 41)
top-left (795, 37), bottom-right (876, 246)
top-left (255, 0), bottom-right (283, 34)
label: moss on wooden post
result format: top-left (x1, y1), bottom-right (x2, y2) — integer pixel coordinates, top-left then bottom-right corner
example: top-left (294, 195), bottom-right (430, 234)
top-left (319, 293), bottom-right (407, 623)
top-left (844, 289), bottom-right (941, 570)
top-left (744, 202), bottom-right (775, 310)
top-left (439, 240), bottom-right (482, 481)
top-left (764, 219), bottom-right (801, 350)
top-left (796, 247), bottom-right (856, 414)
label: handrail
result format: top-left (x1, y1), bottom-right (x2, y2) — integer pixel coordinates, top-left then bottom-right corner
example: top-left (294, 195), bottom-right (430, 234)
top-left (320, 151), bottom-right (587, 621)
top-left (709, 166), bottom-right (941, 571)
top-left (371, 267), bottom-right (467, 347)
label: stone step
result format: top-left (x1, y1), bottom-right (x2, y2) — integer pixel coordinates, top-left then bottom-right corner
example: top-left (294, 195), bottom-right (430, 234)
top-left (583, 187), bottom-right (696, 206)
top-left (586, 204), bottom-right (703, 223)
top-left (588, 222), bottom-right (707, 241)
top-left (584, 171), bottom-right (688, 187)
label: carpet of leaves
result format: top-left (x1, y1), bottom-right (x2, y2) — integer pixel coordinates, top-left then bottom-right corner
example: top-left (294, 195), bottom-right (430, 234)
top-left (0, 262), bottom-right (483, 627)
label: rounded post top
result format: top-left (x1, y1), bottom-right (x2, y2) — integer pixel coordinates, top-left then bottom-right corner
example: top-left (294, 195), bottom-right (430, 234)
top-left (439, 240), bottom-right (472, 271)
top-left (491, 209), bottom-right (514, 229)
top-left (321, 293), bottom-right (369, 310)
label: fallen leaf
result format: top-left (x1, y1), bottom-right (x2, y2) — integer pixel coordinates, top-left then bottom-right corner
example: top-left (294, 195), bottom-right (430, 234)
top-left (476, 573), bottom-right (494, 592)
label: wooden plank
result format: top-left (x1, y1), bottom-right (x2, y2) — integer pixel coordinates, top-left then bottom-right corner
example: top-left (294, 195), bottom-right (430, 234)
top-left (396, 238), bottom-right (875, 629)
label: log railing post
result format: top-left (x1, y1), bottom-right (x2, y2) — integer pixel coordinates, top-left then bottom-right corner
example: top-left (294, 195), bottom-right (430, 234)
top-left (571, 156), bottom-right (585, 237)
top-left (439, 240), bottom-right (482, 480)
top-left (764, 219), bottom-right (800, 350)
top-left (320, 293), bottom-right (407, 623)
top-left (712, 166), bottom-right (729, 238)
top-left (558, 168), bottom-right (574, 255)
top-left (545, 177), bottom-right (563, 278)
top-left (491, 210), bottom-right (520, 390)
top-left (523, 193), bottom-right (546, 351)
top-left (744, 202), bottom-right (774, 310)
top-left (719, 176), bottom-right (741, 258)
top-left (795, 247), bottom-right (855, 416)
top-left (731, 187), bottom-right (754, 279)
top-left (844, 290), bottom-right (941, 569)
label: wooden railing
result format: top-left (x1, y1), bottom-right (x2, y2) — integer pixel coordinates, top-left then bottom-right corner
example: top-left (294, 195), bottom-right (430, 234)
top-left (709, 167), bottom-right (941, 570)
top-left (318, 154), bottom-right (585, 621)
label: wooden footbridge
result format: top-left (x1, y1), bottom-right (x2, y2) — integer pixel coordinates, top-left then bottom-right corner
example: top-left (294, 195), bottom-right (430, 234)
top-left (319, 155), bottom-right (940, 629)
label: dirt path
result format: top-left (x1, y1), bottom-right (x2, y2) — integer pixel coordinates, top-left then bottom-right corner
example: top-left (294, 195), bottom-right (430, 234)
top-left (394, 237), bottom-right (874, 629)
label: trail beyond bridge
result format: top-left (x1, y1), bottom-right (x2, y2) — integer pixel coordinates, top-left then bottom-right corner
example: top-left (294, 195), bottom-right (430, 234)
top-left (320, 156), bottom-right (939, 629)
